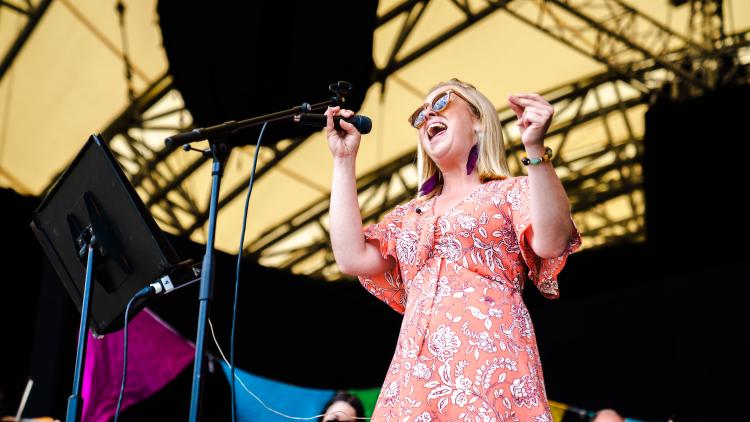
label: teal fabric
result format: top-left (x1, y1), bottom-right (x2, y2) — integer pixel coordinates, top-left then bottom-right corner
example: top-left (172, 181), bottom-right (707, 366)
top-left (220, 361), bottom-right (335, 421)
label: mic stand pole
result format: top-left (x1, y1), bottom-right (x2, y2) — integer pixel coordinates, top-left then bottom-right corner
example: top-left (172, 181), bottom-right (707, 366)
top-left (188, 140), bottom-right (227, 422)
top-left (65, 238), bottom-right (96, 422)
top-left (170, 81), bottom-right (351, 422)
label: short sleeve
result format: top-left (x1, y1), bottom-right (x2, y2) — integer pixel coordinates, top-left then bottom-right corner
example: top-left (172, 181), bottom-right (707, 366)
top-left (356, 203), bottom-right (410, 314)
top-left (504, 176), bottom-right (582, 299)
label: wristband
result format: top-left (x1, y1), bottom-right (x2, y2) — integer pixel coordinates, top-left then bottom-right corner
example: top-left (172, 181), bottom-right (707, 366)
top-left (521, 146), bottom-right (553, 166)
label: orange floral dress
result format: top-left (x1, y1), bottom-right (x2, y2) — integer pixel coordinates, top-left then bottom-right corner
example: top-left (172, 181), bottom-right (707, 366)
top-left (358, 176), bottom-right (582, 422)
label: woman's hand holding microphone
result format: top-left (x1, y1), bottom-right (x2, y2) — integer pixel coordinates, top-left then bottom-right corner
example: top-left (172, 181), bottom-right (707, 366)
top-left (325, 106), bottom-right (362, 160)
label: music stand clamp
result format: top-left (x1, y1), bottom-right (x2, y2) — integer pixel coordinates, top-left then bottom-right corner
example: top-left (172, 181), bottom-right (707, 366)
top-left (168, 82), bottom-right (352, 422)
top-left (31, 135), bottom-right (183, 422)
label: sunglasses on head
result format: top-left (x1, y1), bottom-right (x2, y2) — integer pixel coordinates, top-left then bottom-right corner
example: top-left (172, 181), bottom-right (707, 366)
top-left (408, 89), bottom-right (478, 129)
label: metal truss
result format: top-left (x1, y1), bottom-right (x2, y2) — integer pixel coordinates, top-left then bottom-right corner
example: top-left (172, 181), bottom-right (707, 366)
top-left (90, 1), bottom-right (750, 279)
top-left (0, 0), bottom-right (52, 81)
top-left (374, 0), bottom-right (514, 83)
top-left (503, 0), bottom-right (711, 93)
top-left (375, 0), bottom-right (743, 96)
top-left (99, 73), bottom-right (312, 240)
top-left (100, 73), bottom-right (201, 234)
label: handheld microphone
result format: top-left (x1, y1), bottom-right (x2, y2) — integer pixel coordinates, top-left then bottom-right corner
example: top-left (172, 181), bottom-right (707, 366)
top-left (294, 113), bottom-right (372, 134)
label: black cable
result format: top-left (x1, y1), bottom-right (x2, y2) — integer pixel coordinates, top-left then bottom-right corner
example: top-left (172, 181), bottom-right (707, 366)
top-left (231, 123), bottom-right (268, 422)
top-left (113, 286), bottom-right (153, 422)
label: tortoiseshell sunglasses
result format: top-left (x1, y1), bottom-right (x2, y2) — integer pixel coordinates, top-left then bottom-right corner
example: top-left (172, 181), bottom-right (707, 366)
top-left (407, 89), bottom-right (478, 129)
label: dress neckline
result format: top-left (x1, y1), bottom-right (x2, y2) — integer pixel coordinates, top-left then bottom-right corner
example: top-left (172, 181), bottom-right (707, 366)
top-left (428, 182), bottom-right (485, 217)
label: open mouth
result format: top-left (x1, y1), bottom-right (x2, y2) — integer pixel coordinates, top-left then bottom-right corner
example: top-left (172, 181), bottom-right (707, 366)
top-left (427, 122), bottom-right (448, 141)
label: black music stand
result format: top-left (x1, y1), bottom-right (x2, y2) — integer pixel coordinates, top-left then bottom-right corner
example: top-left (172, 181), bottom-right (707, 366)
top-left (30, 134), bottom-right (183, 422)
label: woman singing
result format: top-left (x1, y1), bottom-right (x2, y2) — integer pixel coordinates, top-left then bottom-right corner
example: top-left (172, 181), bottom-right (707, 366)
top-left (327, 78), bottom-right (581, 421)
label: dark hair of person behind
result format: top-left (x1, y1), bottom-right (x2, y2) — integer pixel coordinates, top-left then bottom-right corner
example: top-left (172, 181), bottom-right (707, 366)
top-left (318, 391), bottom-right (364, 421)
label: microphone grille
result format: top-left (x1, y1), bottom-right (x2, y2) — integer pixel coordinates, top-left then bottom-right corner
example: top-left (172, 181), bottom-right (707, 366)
top-left (355, 116), bottom-right (372, 134)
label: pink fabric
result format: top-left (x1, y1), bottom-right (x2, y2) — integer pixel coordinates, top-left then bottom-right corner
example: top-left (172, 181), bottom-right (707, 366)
top-left (81, 308), bottom-right (194, 422)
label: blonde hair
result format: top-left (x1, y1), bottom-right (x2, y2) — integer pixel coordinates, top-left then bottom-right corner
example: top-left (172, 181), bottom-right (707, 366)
top-left (415, 78), bottom-right (510, 198)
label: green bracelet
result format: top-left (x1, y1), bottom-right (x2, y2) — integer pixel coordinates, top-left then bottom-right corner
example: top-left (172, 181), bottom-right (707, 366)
top-left (521, 146), bottom-right (553, 166)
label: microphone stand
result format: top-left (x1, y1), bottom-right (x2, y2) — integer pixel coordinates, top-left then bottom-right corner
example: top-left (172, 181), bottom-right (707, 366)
top-left (167, 82), bottom-right (351, 422)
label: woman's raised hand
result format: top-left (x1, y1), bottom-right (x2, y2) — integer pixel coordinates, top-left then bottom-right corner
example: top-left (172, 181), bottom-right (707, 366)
top-left (508, 93), bottom-right (554, 150)
top-left (326, 106), bottom-right (361, 159)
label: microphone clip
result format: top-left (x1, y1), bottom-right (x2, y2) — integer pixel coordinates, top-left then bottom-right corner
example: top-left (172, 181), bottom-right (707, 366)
top-left (329, 81), bottom-right (352, 106)
top-left (182, 144), bottom-right (212, 157)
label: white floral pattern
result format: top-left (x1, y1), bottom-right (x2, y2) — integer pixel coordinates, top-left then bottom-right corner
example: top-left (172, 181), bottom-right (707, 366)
top-left (397, 228), bottom-right (420, 266)
top-left (412, 361), bottom-right (432, 380)
top-left (427, 324), bottom-right (462, 362)
top-left (436, 235), bottom-right (463, 262)
top-left (358, 176), bottom-right (582, 421)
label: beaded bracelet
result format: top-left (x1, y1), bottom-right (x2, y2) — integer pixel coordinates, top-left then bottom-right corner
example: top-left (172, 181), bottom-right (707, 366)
top-left (521, 146), bottom-right (554, 166)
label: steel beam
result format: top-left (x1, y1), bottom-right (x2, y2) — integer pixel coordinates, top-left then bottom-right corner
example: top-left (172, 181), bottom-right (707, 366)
top-left (0, 0), bottom-right (53, 81)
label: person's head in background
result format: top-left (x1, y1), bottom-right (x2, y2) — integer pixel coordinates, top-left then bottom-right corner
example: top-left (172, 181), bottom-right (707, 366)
top-left (592, 408), bottom-right (625, 422)
top-left (319, 391), bottom-right (364, 422)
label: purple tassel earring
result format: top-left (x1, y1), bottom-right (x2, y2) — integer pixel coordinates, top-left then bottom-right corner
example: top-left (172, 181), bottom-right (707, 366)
top-left (466, 144), bottom-right (479, 175)
top-left (419, 173), bottom-right (439, 196)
